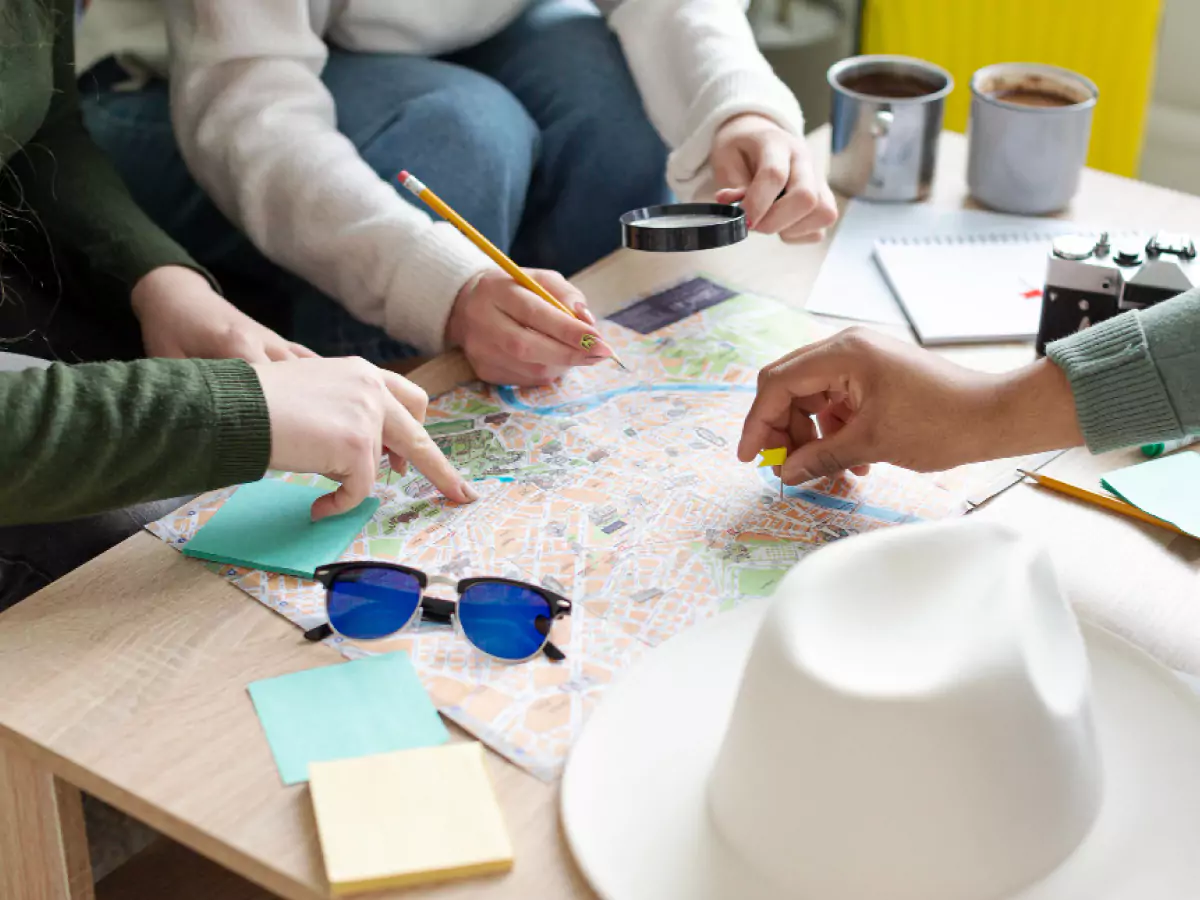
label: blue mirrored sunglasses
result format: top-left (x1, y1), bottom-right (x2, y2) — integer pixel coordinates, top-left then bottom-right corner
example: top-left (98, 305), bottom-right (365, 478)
top-left (303, 562), bottom-right (572, 664)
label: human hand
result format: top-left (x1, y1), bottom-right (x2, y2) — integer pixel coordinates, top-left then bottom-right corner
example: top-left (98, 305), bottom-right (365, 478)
top-left (711, 113), bottom-right (838, 243)
top-left (737, 328), bottom-right (1085, 483)
top-left (132, 265), bottom-right (316, 362)
top-left (445, 268), bottom-right (614, 386)
top-left (252, 357), bottom-right (477, 520)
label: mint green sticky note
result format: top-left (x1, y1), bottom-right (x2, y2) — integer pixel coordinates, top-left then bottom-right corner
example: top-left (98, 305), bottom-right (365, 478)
top-left (1101, 451), bottom-right (1200, 538)
top-left (248, 652), bottom-right (450, 785)
top-left (182, 479), bottom-right (379, 578)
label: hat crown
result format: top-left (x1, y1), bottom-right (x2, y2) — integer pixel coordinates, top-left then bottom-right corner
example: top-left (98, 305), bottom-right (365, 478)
top-left (707, 520), bottom-right (1103, 900)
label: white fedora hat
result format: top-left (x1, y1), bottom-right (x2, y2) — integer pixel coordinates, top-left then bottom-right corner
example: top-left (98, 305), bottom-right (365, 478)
top-left (562, 519), bottom-right (1200, 900)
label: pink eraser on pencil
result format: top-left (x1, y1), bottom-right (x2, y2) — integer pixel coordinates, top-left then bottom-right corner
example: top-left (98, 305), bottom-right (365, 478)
top-left (398, 170), bottom-right (410, 183)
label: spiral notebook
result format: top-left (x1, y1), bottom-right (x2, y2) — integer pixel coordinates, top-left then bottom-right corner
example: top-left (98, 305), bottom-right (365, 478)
top-left (874, 229), bottom-right (1128, 345)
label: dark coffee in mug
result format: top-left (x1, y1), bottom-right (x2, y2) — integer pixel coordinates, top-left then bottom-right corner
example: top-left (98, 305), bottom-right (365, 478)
top-left (991, 87), bottom-right (1078, 108)
top-left (980, 72), bottom-right (1089, 109)
top-left (839, 70), bottom-right (941, 99)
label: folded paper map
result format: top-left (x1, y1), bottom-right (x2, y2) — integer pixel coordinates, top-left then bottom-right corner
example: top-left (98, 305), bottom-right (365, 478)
top-left (150, 278), bottom-right (998, 780)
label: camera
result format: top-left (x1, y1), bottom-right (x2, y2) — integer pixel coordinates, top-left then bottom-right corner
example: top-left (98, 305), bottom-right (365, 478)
top-left (1035, 231), bottom-right (1197, 355)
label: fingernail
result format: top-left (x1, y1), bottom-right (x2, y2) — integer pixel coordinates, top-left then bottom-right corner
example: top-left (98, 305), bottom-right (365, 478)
top-left (461, 482), bottom-right (480, 502)
top-left (575, 303), bottom-right (597, 326)
top-left (585, 340), bottom-right (613, 359)
top-left (579, 333), bottom-right (604, 351)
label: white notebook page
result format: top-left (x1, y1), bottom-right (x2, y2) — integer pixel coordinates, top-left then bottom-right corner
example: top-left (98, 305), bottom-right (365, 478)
top-left (805, 201), bottom-right (1085, 325)
top-left (874, 230), bottom-right (1129, 345)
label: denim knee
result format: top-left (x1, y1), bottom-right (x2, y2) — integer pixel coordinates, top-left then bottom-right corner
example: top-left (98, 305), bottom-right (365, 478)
top-left (520, 105), bottom-right (670, 274)
top-left (348, 70), bottom-right (540, 248)
top-left (583, 115), bottom-right (671, 214)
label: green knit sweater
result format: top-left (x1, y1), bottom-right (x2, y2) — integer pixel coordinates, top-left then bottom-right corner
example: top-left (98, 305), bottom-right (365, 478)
top-left (1048, 288), bottom-right (1200, 453)
top-left (0, 0), bottom-right (269, 525)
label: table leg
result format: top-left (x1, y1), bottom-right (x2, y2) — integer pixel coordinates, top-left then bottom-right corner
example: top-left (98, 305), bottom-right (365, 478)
top-left (0, 739), bottom-right (95, 900)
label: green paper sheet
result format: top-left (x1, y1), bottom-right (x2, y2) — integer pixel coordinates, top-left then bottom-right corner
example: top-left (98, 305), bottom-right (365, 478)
top-left (1101, 451), bottom-right (1200, 539)
top-left (182, 478), bottom-right (379, 578)
top-left (248, 652), bottom-right (450, 785)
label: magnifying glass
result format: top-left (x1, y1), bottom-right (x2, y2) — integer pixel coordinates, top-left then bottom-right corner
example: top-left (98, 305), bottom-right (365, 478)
top-left (620, 202), bottom-right (747, 253)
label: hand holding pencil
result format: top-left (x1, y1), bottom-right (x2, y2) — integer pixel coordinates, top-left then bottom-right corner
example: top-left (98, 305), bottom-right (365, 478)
top-left (398, 171), bottom-right (624, 386)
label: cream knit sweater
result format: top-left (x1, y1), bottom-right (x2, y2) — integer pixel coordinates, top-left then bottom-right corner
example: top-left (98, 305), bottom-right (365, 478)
top-left (78, 1), bottom-right (805, 353)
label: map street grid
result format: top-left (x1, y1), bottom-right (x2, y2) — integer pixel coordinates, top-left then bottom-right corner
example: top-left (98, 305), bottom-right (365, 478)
top-left (150, 278), bottom-right (1000, 780)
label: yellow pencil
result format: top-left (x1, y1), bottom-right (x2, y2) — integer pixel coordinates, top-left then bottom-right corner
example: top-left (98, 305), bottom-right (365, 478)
top-left (398, 170), bottom-right (627, 371)
top-left (1017, 469), bottom-right (1189, 537)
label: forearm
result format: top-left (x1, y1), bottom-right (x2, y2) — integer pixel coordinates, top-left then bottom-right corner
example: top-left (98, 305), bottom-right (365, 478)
top-left (603, 0), bottom-right (804, 198)
top-left (0, 359), bottom-right (269, 525)
top-left (988, 358), bottom-right (1085, 460)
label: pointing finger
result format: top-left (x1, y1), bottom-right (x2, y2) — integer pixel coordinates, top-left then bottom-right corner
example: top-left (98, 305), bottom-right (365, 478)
top-left (381, 396), bottom-right (475, 505)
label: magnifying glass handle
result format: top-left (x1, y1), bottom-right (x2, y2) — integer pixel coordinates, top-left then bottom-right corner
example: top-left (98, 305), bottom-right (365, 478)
top-left (728, 188), bottom-right (789, 207)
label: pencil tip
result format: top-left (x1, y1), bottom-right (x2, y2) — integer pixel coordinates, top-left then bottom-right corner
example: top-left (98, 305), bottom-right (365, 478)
top-left (612, 354), bottom-right (629, 371)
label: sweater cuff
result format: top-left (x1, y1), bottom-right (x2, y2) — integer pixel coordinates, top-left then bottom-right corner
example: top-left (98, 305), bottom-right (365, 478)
top-left (103, 226), bottom-right (223, 300)
top-left (1046, 311), bottom-right (1184, 453)
top-left (381, 221), bottom-right (494, 355)
top-left (667, 69), bottom-right (806, 202)
top-left (197, 359), bottom-right (272, 487)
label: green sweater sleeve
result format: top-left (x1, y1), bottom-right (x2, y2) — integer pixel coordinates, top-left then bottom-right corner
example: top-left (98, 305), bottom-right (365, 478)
top-left (0, 358), bottom-right (271, 525)
top-left (3, 0), bottom-right (209, 310)
top-left (1046, 289), bottom-right (1200, 453)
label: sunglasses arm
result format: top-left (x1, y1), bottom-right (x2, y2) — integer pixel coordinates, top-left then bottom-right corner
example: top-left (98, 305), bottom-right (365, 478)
top-left (302, 616), bottom-right (566, 661)
top-left (303, 623), bottom-right (334, 642)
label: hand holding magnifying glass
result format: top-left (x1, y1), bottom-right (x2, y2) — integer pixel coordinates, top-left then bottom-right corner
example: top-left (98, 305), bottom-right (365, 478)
top-left (622, 115), bottom-right (838, 253)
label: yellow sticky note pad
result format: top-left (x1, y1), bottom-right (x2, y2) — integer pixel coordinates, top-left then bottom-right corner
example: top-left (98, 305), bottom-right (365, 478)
top-left (309, 742), bottom-right (514, 895)
top-left (757, 447), bottom-right (787, 467)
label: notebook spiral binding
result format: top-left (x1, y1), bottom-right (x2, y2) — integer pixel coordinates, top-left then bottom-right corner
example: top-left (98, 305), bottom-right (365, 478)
top-left (880, 228), bottom-right (1132, 247)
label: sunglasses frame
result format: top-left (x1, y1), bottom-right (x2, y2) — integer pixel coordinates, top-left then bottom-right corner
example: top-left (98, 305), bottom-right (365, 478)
top-left (305, 561), bottom-right (573, 664)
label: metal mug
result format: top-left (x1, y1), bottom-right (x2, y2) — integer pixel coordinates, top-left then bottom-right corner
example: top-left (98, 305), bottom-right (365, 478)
top-left (827, 55), bottom-right (954, 202)
top-left (967, 63), bottom-right (1099, 215)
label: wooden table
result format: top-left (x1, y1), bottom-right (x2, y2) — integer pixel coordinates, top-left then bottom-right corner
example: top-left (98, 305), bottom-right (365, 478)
top-left (2, 128), bottom-right (1199, 900)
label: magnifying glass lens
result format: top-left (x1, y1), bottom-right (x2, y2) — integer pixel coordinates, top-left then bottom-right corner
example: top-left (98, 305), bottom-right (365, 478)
top-left (619, 202), bottom-right (747, 252)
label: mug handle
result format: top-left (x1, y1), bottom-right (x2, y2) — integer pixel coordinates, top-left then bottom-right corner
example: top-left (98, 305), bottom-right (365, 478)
top-left (868, 109), bottom-right (893, 189)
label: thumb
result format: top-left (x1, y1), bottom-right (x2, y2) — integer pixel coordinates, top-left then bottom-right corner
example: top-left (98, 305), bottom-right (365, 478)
top-left (310, 459), bottom-right (373, 521)
top-left (780, 418), bottom-right (871, 485)
top-left (715, 187), bottom-right (746, 205)
top-left (712, 143), bottom-right (752, 193)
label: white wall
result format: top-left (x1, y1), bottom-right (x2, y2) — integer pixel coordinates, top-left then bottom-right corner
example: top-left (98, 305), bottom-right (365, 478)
top-left (1139, 0), bottom-right (1200, 195)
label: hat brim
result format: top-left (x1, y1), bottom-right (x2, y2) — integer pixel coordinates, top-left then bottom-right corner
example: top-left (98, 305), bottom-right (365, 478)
top-left (561, 600), bottom-right (1200, 900)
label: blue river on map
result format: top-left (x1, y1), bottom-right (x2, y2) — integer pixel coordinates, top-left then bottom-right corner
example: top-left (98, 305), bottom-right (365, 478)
top-left (494, 383), bottom-right (920, 524)
top-left (495, 382), bottom-right (755, 415)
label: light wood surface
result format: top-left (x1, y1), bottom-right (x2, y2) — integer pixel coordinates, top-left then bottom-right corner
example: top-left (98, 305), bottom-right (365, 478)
top-left (0, 739), bottom-right (95, 900)
top-left (1, 127), bottom-right (1198, 900)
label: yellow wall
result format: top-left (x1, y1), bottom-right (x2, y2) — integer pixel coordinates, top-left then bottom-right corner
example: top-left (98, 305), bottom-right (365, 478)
top-left (862, 0), bottom-right (1162, 176)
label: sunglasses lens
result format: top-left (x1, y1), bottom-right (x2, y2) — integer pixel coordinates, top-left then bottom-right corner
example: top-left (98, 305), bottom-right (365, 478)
top-left (458, 582), bottom-right (554, 661)
top-left (327, 568), bottom-right (421, 640)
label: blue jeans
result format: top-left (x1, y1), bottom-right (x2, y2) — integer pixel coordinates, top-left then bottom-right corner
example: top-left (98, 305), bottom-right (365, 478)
top-left (81, 0), bottom-right (670, 361)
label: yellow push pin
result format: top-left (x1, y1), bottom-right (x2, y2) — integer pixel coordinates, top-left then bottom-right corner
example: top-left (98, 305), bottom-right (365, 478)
top-left (757, 447), bottom-right (787, 468)
top-left (757, 447), bottom-right (788, 500)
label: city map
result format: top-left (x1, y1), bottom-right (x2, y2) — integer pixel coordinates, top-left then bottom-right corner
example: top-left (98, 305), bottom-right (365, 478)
top-left (150, 278), bottom-right (998, 780)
